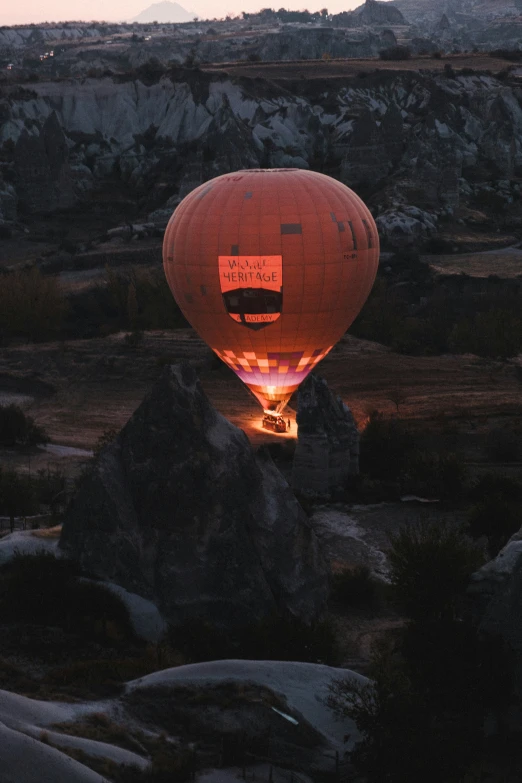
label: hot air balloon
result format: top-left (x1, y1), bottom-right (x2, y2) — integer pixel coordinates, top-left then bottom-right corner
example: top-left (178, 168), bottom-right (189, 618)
top-left (163, 169), bottom-right (379, 421)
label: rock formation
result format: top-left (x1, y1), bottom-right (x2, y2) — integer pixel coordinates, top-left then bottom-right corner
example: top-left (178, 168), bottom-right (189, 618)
top-left (291, 373), bottom-right (359, 497)
top-left (467, 538), bottom-right (522, 695)
top-left (3, 63), bottom-right (522, 244)
top-left (351, 0), bottom-right (406, 25)
top-left (60, 363), bottom-right (329, 629)
top-left (13, 112), bottom-right (77, 214)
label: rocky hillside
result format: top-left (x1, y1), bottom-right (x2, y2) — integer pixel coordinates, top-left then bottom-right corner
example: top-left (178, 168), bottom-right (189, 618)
top-left (1, 64), bottom-right (521, 247)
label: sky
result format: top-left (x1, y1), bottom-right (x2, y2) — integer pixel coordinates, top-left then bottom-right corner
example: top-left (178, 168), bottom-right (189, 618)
top-left (0, 0), bottom-right (366, 26)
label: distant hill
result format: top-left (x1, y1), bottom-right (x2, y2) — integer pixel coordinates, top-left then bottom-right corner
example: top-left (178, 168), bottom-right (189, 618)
top-left (130, 1), bottom-right (196, 23)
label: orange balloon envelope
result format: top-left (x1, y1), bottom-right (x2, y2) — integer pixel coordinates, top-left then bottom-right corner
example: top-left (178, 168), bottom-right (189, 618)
top-left (163, 169), bottom-right (379, 412)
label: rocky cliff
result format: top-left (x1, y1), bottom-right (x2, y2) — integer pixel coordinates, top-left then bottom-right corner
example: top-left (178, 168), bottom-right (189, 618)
top-left (292, 374), bottom-right (359, 497)
top-left (1, 68), bottom-right (521, 244)
top-left (59, 363), bottom-right (330, 629)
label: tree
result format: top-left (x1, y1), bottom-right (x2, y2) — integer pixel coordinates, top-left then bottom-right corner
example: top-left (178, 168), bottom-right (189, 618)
top-left (0, 405), bottom-right (49, 448)
top-left (359, 411), bottom-right (415, 482)
top-left (0, 468), bottom-right (37, 531)
top-left (388, 389), bottom-right (406, 414)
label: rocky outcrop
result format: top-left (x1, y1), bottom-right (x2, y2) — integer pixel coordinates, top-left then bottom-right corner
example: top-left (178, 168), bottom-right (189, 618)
top-left (351, 0), bottom-right (406, 25)
top-left (376, 205), bottom-right (438, 247)
top-left (467, 538), bottom-right (522, 695)
top-left (292, 374), bottom-right (359, 498)
top-left (13, 112), bottom-right (77, 214)
top-left (60, 363), bottom-right (329, 629)
top-left (257, 28), bottom-right (388, 61)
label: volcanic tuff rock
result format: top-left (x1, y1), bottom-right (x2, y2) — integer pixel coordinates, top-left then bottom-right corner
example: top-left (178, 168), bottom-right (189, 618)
top-left (292, 374), bottom-right (359, 497)
top-left (351, 0), bottom-right (406, 26)
top-left (59, 363), bottom-right (329, 628)
top-left (2, 69), bottom-right (522, 245)
top-left (468, 535), bottom-right (522, 695)
top-left (13, 111), bottom-right (79, 214)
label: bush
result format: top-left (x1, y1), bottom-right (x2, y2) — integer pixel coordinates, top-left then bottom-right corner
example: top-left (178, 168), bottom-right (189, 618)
top-left (0, 404), bottom-right (49, 447)
top-left (328, 621), bottom-right (512, 783)
top-left (449, 309), bottom-right (522, 358)
top-left (124, 329), bottom-right (144, 349)
top-left (469, 472), bottom-right (522, 503)
top-left (388, 522), bottom-right (484, 622)
top-left (490, 48), bottom-right (522, 62)
top-left (424, 236), bottom-right (455, 254)
top-left (0, 466), bottom-right (38, 518)
top-left (359, 412), bottom-right (415, 482)
top-left (403, 450), bottom-right (467, 502)
top-left (33, 467), bottom-right (67, 513)
top-left (0, 465), bottom-right (66, 521)
top-left (485, 427), bottom-right (521, 462)
top-left (0, 267), bottom-right (67, 341)
top-left (379, 45), bottom-right (411, 60)
top-left (468, 493), bottom-right (522, 556)
top-left (331, 565), bottom-right (379, 607)
top-left (0, 553), bottom-right (134, 642)
top-left (168, 613), bottom-right (338, 665)
top-left (63, 266), bottom-right (188, 339)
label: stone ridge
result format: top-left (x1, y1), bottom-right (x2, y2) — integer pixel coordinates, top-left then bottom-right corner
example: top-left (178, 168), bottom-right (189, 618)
top-left (59, 363), bottom-right (329, 629)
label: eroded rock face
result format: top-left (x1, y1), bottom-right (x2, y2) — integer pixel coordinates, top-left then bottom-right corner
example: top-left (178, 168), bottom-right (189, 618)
top-left (13, 112), bottom-right (77, 214)
top-left (3, 68), bottom-right (522, 242)
top-left (292, 373), bottom-right (359, 497)
top-left (352, 0), bottom-right (406, 25)
top-left (468, 539), bottom-right (522, 694)
top-left (60, 363), bottom-right (329, 628)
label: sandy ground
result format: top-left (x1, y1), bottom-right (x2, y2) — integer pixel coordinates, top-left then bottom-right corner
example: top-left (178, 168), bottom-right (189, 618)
top-left (425, 243), bottom-right (522, 277)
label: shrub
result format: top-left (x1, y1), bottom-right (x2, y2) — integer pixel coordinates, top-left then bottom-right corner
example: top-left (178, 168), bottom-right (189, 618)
top-left (168, 613), bottom-right (338, 665)
top-left (0, 465), bottom-right (66, 521)
top-left (388, 522), bottom-right (484, 622)
top-left (469, 472), bottom-right (522, 503)
top-left (0, 466), bottom-right (38, 518)
top-left (468, 493), bottom-right (521, 556)
top-left (485, 427), bottom-right (521, 462)
top-left (0, 404), bottom-right (49, 447)
top-left (490, 48), bottom-right (522, 62)
top-left (124, 329), bottom-right (144, 349)
top-left (449, 309), bottom-right (522, 359)
top-left (424, 236), bottom-right (455, 253)
top-left (403, 450), bottom-right (467, 502)
top-left (359, 412), bottom-right (415, 482)
top-left (379, 45), bottom-right (411, 61)
top-left (33, 467), bottom-right (67, 513)
top-left (0, 553), bottom-right (134, 642)
top-left (331, 565), bottom-right (379, 607)
top-left (328, 620), bottom-right (512, 782)
top-left (0, 267), bottom-right (67, 341)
